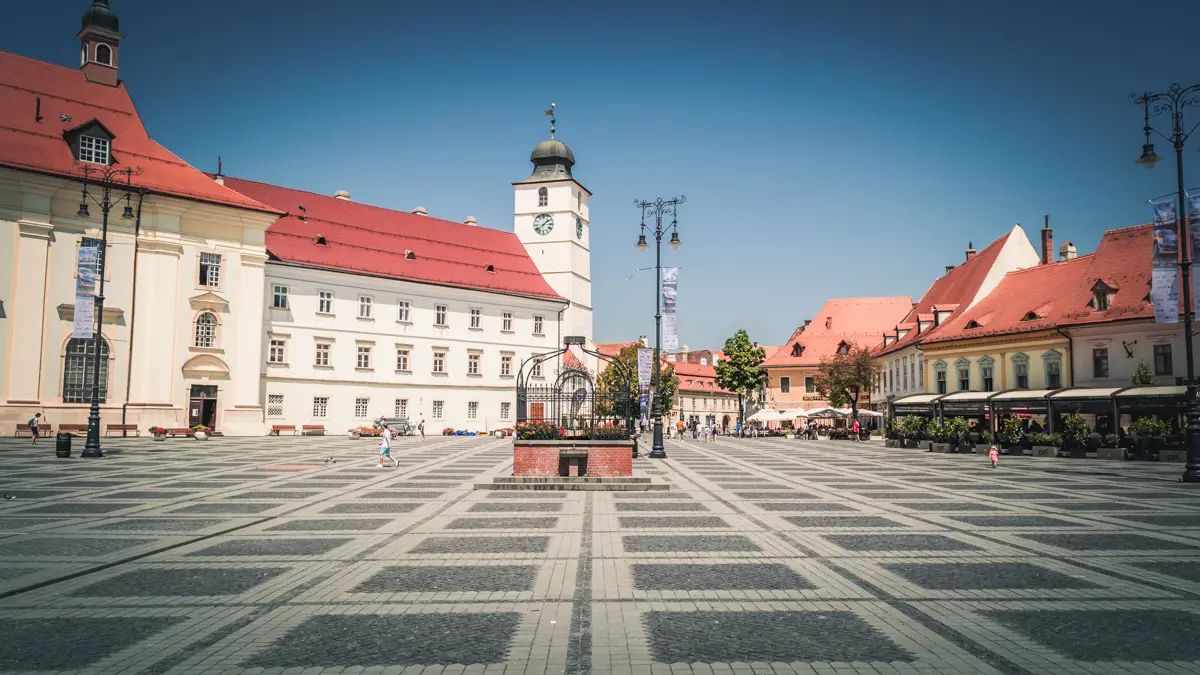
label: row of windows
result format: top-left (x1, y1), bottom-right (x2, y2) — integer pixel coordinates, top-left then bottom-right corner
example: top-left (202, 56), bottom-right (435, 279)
top-left (268, 395), bottom-right (512, 421)
top-left (271, 285), bottom-right (544, 334)
top-left (880, 355), bottom-right (923, 394)
top-left (778, 376), bottom-right (815, 394)
top-left (266, 338), bottom-right (542, 377)
top-left (1092, 345), bottom-right (1172, 378)
top-left (678, 397), bottom-right (736, 410)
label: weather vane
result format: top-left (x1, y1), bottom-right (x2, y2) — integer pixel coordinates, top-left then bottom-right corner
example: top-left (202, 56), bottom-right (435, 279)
top-left (544, 102), bottom-right (556, 139)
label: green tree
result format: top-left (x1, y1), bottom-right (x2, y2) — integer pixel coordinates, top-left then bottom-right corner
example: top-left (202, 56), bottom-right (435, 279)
top-left (813, 345), bottom-right (879, 421)
top-left (1131, 359), bottom-right (1154, 386)
top-left (714, 329), bottom-right (767, 427)
top-left (596, 344), bottom-right (678, 418)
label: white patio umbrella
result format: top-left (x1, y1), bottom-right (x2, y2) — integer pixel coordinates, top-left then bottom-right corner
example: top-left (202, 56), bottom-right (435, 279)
top-left (806, 407), bottom-right (843, 418)
top-left (781, 408), bottom-right (809, 420)
top-left (748, 409), bottom-right (785, 422)
top-left (855, 409), bottom-right (884, 418)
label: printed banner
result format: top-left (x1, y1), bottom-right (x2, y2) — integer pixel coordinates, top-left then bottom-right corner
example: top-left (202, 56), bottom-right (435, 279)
top-left (73, 246), bottom-right (99, 339)
top-left (1190, 193), bottom-right (1200, 315)
top-left (637, 348), bottom-right (654, 387)
top-left (1152, 198), bottom-right (1180, 324)
top-left (662, 267), bottom-right (679, 349)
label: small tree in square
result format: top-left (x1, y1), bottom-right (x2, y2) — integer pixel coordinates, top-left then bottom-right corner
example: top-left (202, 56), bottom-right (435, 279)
top-left (714, 329), bottom-right (767, 427)
top-left (813, 344), bottom-right (879, 421)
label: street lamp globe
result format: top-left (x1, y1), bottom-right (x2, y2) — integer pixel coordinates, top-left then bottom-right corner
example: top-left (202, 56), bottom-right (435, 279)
top-left (1136, 143), bottom-right (1163, 169)
top-left (76, 202), bottom-right (89, 218)
top-left (636, 234), bottom-right (648, 251)
top-left (669, 231), bottom-right (681, 249)
top-left (122, 204), bottom-right (134, 219)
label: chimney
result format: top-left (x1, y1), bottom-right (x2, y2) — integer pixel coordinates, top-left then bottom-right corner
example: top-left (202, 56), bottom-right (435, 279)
top-left (464, 216), bottom-right (478, 226)
top-left (412, 206), bottom-right (427, 216)
top-left (213, 156), bottom-right (224, 186)
top-left (825, 317), bottom-right (833, 329)
top-left (1040, 215), bottom-right (1053, 265)
top-left (945, 265), bottom-right (956, 274)
top-left (1059, 241), bottom-right (1077, 261)
top-left (333, 190), bottom-right (351, 201)
top-left (965, 241), bottom-right (976, 261)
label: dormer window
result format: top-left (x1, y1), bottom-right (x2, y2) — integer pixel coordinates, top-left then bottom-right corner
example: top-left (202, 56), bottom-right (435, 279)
top-left (883, 335), bottom-right (896, 346)
top-left (965, 319), bottom-right (982, 329)
top-left (791, 343), bottom-right (805, 357)
top-left (78, 135), bottom-right (109, 165)
top-left (95, 44), bottom-right (112, 66)
top-left (404, 250), bottom-right (416, 260)
top-left (314, 235), bottom-right (327, 246)
top-left (1022, 311), bottom-right (1042, 321)
top-left (897, 328), bottom-right (909, 339)
top-left (485, 264), bottom-right (495, 273)
top-left (836, 341), bottom-right (851, 355)
top-left (1090, 281), bottom-right (1115, 311)
top-left (917, 320), bottom-right (932, 333)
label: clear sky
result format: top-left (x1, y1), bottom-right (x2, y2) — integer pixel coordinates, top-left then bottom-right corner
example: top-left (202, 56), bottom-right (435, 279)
top-left (7, 0), bottom-right (1200, 350)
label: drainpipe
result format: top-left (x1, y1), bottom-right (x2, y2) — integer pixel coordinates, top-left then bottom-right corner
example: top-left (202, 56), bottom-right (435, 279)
top-left (1055, 327), bottom-right (1073, 387)
top-left (120, 190), bottom-right (146, 435)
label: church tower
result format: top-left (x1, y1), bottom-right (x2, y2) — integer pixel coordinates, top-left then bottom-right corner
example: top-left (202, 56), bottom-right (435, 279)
top-left (514, 106), bottom-right (593, 346)
top-left (77, 0), bottom-right (124, 87)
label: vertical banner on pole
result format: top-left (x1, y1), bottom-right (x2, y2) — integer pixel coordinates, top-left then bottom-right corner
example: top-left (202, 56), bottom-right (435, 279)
top-left (74, 246), bottom-right (99, 339)
top-left (662, 266), bottom-right (679, 350)
top-left (1189, 193), bottom-right (1200, 316)
top-left (1152, 197), bottom-right (1180, 324)
top-left (637, 347), bottom-right (653, 422)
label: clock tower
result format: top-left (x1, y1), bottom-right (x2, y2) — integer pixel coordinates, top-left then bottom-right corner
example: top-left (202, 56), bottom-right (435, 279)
top-left (514, 108), bottom-right (593, 347)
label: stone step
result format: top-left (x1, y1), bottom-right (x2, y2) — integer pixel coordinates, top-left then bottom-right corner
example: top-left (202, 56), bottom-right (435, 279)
top-left (474, 480), bottom-right (670, 492)
top-left (491, 476), bottom-right (652, 484)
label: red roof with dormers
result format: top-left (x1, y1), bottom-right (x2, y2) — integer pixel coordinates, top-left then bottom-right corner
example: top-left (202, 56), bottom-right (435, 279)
top-left (221, 176), bottom-right (565, 301)
top-left (0, 52), bottom-right (278, 214)
top-left (764, 296), bottom-right (914, 367)
top-left (671, 360), bottom-right (733, 394)
top-left (874, 228), bottom-right (1017, 356)
top-left (925, 224), bottom-right (1154, 343)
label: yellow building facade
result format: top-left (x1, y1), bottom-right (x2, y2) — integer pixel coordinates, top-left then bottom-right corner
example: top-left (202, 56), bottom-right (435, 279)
top-left (920, 330), bottom-right (1071, 394)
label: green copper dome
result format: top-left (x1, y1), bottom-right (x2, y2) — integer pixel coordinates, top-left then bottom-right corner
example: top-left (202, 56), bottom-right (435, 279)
top-left (81, 0), bottom-right (119, 33)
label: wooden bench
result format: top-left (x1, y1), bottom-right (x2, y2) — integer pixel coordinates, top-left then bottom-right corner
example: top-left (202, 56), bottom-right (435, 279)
top-left (270, 424), bottom-right (298, 436)
top-left (15, 425), bottom-right (53, 437)
top-left (106, 424), bottom-right (140, 436)
top-left (164, 428), bottom-right (193, 437)
top-left (58, 424), bottom-right (89, 435)
top-left (301, 424), bottom-right (325, 435)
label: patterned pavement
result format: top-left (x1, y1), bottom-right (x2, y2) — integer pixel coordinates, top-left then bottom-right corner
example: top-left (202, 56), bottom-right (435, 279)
top-left (2, 434), bottom-right (1200, 674)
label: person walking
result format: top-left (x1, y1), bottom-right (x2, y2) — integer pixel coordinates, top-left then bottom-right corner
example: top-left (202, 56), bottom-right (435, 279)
top-left (28, 413), bottom-right (42, 446)
top-left (378, 424), bottom-right (398, 467)
top-left (418, 419), bottom-right (425, 440)
top-left (852, 419), bottom-right (860, 442)
top-left (988, 444), bottom-right (1000, 469)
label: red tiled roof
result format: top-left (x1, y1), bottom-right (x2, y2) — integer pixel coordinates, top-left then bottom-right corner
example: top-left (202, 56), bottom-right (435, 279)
top-left (0, 52), bottom-right (277, 214)
top-left (926, 224), bottom-right (1153, 342)
top-left (671, 361), bottom-right (733, 394)
top-left (764, 296), bottom-right (913, 367)
top-left (596, 342), bottom-right (637, 357)
top-left (220, 176), bottom-right (565, 301)
top-left (874, 228), bottom-right (1017, 356)
top-left (563, 351), bottom-right (584, 369)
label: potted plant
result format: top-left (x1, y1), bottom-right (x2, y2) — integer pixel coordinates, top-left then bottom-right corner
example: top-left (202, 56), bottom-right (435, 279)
top-left (999, 417), bottom-right (1025, 455)
top-left (900, 416), bottom-right (925, 449)
top-left (348, 427), bottom-right (361, 439)
top-left (1030, 432), bottom-right (1063, 458)
top-left (1098, 433), bottom-right (1123, 460)
top-left (947, 417), bottom-right (971, 453)
top-left (192, 425), bottom-right (212, 441)
top-left (149, 426), bottom-right (167, 441)
top-left (1060, 412), bottom-right (1092, 459)
top-left (1128, 417), bottom-right (1164, 460)
top-left (927, 418), bottom-right (951, 453)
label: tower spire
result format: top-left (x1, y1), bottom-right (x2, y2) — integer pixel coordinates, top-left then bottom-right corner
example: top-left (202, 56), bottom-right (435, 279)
top-left (543, 102), bottom-right (556, 139)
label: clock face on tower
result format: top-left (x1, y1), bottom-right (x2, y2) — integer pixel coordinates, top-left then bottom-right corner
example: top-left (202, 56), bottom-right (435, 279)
top-left (576, 217), bottom-right (583, 239)
top-left (532, 213), bottom-right (554, 236)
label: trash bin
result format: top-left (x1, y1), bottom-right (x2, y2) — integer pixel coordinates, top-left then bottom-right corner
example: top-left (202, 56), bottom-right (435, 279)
top-left (55, 431), bottom-right (72, 458)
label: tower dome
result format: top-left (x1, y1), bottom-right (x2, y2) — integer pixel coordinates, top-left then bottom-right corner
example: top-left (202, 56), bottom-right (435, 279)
top-left (523, 138), bottom-right (575, 182)
top-left (81, 0), bottom-right (120, 34)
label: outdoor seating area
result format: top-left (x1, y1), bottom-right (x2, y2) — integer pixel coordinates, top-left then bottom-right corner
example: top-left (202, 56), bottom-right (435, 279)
top-left (745, 407), bottom-right (883, 439)
top-left (888, 385), bottom-right (1190, 460)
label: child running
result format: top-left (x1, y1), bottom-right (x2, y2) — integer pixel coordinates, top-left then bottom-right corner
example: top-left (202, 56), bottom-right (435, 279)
top-left (378, 425), bottom-right (398, 468)
top-left (988, 444), bottom-right (1000, 469)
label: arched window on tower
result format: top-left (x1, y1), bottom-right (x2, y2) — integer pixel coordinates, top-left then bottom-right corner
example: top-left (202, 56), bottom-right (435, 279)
top-left (194, 312), bottom-right (218, 348)
top-left (63, 337), bottom-right (110, 403)
top-left (538, 187), bottom-right (548, 207)
top-left (95, 44), bottom-right (112, 66)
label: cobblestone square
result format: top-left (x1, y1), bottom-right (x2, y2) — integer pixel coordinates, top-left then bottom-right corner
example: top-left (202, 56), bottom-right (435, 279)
top-left (4, 434), bottom-right (1200, 674)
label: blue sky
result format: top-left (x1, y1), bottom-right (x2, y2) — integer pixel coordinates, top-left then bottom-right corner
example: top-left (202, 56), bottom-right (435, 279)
top-left (7, 0), bottom-right (1200, 349)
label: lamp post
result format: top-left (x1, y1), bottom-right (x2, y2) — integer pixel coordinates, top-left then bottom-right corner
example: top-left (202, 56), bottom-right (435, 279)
top-left (635, 195), bottom-right (684, 459)
top-left (1131, 83), bottom-right (1200, 482)
top-left (76, 164), bottom-right (137, 458)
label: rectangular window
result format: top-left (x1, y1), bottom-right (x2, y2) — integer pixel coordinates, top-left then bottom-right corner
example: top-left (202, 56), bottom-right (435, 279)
top-left (936, 371), bottom-right (947, 394)
top-left (1155, 344), bottom-right (1173, 376)
top-left (395, 347), bottom-right (410, 372)
top-left (532, 361), bottom-right (543, 378)
top-left (312, 396), bottom-right (328, 418)
top-left (358, 295), bottom-right (373, 319)
top-left (395, 398), bottom-right (408, 418)
top-left (780, 376), bottom-right (791, 394)
top-left (433, 350), bottom-right (446, 373)
top-left (958, 368), bottom-right (969, 391)
top-left (356, 345), bottom-right (372, 369)
top-left (804, 376), bottom-right (815, 393)
top-left (502, 312), bottom-right (513, 332)
top-left (272, 285), bottom-right (289, 309)
top-left (268, 338), bottom-right (286, 364)
top-left (468, 353), bottom-right (481, 375)
top-left (501, 354), bottom-right (513, 377)
top-left (318, 290), bottom-right (333, 314)
top-left (433, 400), bottom-right (444, 419)
top-left (1093, 348), bottom-right (1109, 378)
top-left (79, 135), bottom-right (109, 165)
top-left (982, 366), bottom-right (994, 392)
top-left (470, 308), bottom-right (482, 329)
top-left (199, 252), bottom-right (221, 287)
top-left (1046, 361), bottom-right (1062, 388)
top-left (397, 300), bottom-right (410, 322)
top-left (1015, 363), bottom-right (1029, 389)
top-left (435, 304), bottom-right (447, 326)
top-left (267, 393), bottom-right (284, 417)
top-left (315, 343), bottom-right (330, 367)
top-left (468, 401), bottom-right (479, 419)
top-left (533, 315), bottom-right (544, 335)
top-left (501, 401), bottom-right (511, 420)
top-left (354, 397), bottom-right (369, 418)
top-left (63, 340), bottom-right (108, 403)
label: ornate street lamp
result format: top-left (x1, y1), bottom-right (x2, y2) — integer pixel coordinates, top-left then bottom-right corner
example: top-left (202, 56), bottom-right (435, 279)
top-left (634, 195), bottom-right (685, 459)
top-left (1131, 83), bottom-right (1200, 481)
top-left (76, 164), bottom-right (138, 458)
